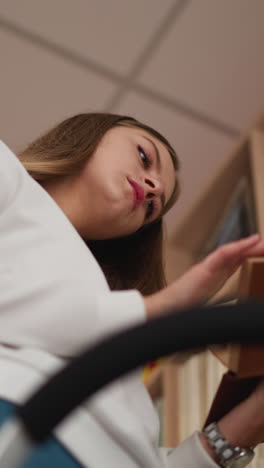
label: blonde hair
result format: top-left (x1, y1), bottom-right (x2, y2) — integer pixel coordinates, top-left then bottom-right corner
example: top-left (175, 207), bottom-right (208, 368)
top-left (18, 113), bottom-right (179, 295)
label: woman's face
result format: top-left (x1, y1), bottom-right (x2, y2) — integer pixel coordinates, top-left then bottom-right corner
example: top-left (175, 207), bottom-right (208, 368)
top-left (55, 126), bottom-right (176, 240)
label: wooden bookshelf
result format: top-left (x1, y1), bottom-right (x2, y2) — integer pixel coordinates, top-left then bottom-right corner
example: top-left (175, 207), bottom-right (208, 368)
top-left (212, 257), bottom-right (264, 377)
top-left (156, 112), bottom-right (264, 456)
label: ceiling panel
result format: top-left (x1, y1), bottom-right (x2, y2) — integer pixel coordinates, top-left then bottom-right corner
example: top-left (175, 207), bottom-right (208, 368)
top-left (138, 0), bottom-right (264, 130)
top-left (114, 91), bottom-right (235, 230)
top-left (0, 0), bottom-right (175, 76)
top-left (0, 28), bottom-right (116, 150)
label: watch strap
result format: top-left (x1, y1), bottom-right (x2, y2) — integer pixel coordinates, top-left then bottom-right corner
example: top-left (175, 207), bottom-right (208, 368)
top-left (203, 422), bottom-right (254, 467)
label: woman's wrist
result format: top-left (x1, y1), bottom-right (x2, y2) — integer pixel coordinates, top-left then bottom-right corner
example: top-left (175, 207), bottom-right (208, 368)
top-left (143, 273), bottom-right (205, 320)
top-left (217, 402), bottom-right (259, 449)
top-left (143, 289), bottom-right (172, 320)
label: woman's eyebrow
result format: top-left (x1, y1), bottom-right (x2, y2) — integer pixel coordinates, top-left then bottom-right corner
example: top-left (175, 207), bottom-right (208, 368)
top-left (141, 135), bottom-right (165, 210)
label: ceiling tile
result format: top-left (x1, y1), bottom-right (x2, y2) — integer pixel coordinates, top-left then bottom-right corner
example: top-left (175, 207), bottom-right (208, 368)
top-left (0, 0), bottom-right (175, 76)
top-left (114, 92), bottom-right (235, 230)
top-left (138, 0), bottom-right (264, 130)
top-left (0, 29), bottom-right (116, 150)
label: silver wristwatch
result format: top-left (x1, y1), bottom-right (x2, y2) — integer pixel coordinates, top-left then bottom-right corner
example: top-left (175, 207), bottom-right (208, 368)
top-left (203, 422), bottom-right (255, 468)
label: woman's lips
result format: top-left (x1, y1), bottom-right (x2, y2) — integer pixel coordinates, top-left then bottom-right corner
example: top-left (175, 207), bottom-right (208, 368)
top-left (128, 178), bottom-right (145, 209)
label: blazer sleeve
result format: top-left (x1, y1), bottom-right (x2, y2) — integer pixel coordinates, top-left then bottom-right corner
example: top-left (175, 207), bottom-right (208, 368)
top-left (0, 141), bottom-right (147, 357)
top-left (159, 432), bottom-right (219, 467)
top-left (0, 141), bottom-right (22, 212)
top-left (0, 266), bottom-right (146, 357)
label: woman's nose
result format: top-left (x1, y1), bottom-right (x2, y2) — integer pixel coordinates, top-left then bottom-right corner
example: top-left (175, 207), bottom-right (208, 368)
top-left (144, 176), bottom-right (164, 200)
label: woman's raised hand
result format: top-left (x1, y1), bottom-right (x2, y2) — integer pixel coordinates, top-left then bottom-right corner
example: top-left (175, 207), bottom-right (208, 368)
top-left (144, 234), bottom-right (264, 319)
top-left (180, 233), bottom-right (264, 304)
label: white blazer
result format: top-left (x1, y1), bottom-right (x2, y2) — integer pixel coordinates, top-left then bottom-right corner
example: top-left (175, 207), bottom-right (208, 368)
top-left (0, 141), bottom-right (218, 467)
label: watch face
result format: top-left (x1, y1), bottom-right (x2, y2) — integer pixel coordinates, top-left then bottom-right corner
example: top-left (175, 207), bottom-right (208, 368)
top-left (226, 451), bottom-right (254, 468)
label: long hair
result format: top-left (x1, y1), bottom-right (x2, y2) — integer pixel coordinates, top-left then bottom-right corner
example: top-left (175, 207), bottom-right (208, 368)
top-left (18, 113), bottom-right (179, 295)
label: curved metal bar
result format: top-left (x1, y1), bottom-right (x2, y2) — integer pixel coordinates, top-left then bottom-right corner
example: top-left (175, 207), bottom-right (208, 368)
top-left (18, 301), bottom-right (264, 442)
top-left (0, 301), bottom-right (264, 467)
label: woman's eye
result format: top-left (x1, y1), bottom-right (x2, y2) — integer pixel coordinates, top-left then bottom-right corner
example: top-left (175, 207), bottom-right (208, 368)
top-left (138, 145), bottom-right (150, 168)
top-left (145, 200), bottom-right (154, 219)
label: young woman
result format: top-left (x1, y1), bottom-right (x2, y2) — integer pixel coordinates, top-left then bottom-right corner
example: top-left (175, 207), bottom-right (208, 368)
top-left (0, 113), bottom-right (264, 467)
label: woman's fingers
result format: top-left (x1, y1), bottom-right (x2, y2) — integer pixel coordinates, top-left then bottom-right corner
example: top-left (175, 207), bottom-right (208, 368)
top-left (204, 234), bottom-right (263, 273)
top-left (245, 241), bottom-right (264, 256)
top-left (164, 234), bottom-right (264, 311)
